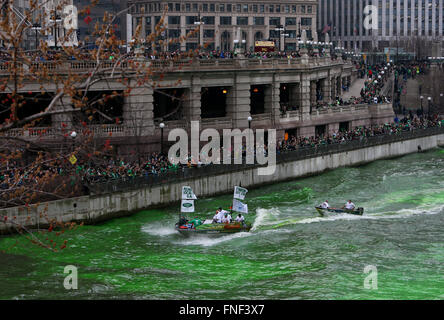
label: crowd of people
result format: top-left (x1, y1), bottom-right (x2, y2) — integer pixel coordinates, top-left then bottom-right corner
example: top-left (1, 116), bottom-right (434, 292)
top-left (276, 115), bottom-right (442, 153)
top-left (1, 113), bottom-right (442, 196)
top-left (148, 47), bottom-right (333, 61)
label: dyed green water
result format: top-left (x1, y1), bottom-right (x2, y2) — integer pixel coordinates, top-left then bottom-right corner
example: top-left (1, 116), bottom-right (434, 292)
top-left (1, 149), bottom-right (443, 300)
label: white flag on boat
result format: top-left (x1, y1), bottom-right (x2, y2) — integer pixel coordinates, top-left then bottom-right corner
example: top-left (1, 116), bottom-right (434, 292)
top-left (182, 186), bottom-right (197, 200)
top-left (233, 199), bottom-right (248, 214)
top-left (181, 199), bottom-right (195, 213)
top-left (233, 186), bottom-right (248, 200)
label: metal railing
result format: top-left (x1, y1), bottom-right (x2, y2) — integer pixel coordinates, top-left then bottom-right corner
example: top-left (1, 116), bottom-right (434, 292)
top-left (0, 57), bottom-right (346, 75)
top-left (86, 126), bottom-right (444, 195)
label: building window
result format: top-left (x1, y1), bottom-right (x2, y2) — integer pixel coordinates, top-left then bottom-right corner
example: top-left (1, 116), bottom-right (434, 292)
top-left (254, 17), bottom-right (264, 25)
top-left (220, 4), bottom-right (224, 12)
top-left (307, 5), bottom-right (312, 13)
top-left (202, 16), bottom-right (215, 25)
top-left (227, 4), bottom-right (232, 12)
top-left (260, 4), bottom-right (264, 13)
top-left (285, 17), bottom-right (296, 26)
top-left (243, 4), bottom-right (248, 13)
top-left (276, 5), bottom-right (280, 13)
top-left (220, 16), bottom-right (232, 25)
top-left (186, 16), bottom-right (198, 24)
top-left (269, 17), bottom-right (281, 26)
top-left (210, 3), bottom-right (215, 12)
top-left (193, 3), bottom-right (198, 12)
top-left (301, 5), bottom-right (305, 13)
top-left (186, 3), bottom-right (190, 12)
top-left (237, 16), bottom-right (248, 25)
top-left (253, 5), bottom-right (257, 13)
top-left (301, 17), bottom-right (312, 26)
top-left (269, 5), bottom-right (274, 13)
top-left (168, 16), bottom-right (180, 24)
top-left (204, 29), bottom-right (215, 38)
top-left (269, 30), bottom-right (280, 38)
top-left (203, 3), bottom-right (208, 12)
top-left (175, 3), bottom-right (180, 11)
top-left (237, 4), bottom-right (241, 12)
top-left (168, 29), bottom-right (180, 38)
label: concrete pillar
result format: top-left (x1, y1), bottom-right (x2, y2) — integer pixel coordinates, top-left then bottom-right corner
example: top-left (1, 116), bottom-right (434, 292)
top-left (331, 77), bottom-right (336, 99)
top-left (300, 75), bottom-right (311, 120)
top-left (289, 83), bottom-right (301, 108)
top-left (328, 122), bottom-right (339, 135)
top-left (180, 16), bottom-right (186, 52)
top-left (183, 76), bottom-right (201, 121)
top-left (321, 78), bottom-right (331, 102)
top-left (123, 86), bottom-right (154, 136)
top-left (226, 74), bottom-right (251, 128)
top-left (336, 77), bottom-right (342, 96)
top-left (52, 95), bottom-right (73, 129)
top-left (310, 81), bottom-right (317, 107)
top-left (264, 82), bottom-right (280, 122)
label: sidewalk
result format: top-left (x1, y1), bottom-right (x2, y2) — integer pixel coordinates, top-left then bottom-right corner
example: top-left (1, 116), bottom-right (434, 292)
top-left (341, 77), bottom-right (367, 100)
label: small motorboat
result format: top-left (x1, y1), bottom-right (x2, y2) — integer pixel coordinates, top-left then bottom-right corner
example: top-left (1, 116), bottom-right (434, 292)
top-left (176, 186), bottom-right (252, 236)
top-left (315, 206), bottom-right (364, 217)
top-left (176, 219), bottom-right (252, 236)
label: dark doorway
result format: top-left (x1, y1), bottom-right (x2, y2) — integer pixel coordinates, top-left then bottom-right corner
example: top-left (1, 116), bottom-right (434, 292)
top-left (201, 87), bottom-right (227, 118)
top-left (250, 85), bottom-right (265, 114)
top-left (0, 92), bottom-right (52, 125)
top-left (339, 121), bottom-right (350, 132)
top-left (153, 88), bottom-right (185, 121)
top-left (315, 125), bottom-right (327, 137)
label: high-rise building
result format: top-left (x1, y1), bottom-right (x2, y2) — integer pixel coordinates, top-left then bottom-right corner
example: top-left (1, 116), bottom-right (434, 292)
top-left (126, 1), bottom-right (318, 52)
top-left (75, 0), bottom-right (128, 44)
top-left (318, 0), bottom-right (444, 56)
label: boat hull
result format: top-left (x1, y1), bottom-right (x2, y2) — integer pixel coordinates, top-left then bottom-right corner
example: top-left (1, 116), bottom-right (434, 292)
top-left (176, 222), bottom-right (252, 236)
top-left (315, 206), bottom-right (364, 216)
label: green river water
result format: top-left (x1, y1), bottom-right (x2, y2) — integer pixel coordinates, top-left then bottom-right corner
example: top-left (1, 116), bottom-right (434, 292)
top-left (1, 149), bottom-right (443, 300)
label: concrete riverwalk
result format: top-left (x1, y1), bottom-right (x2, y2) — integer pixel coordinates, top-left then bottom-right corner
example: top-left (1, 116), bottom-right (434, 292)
top-left (1, 127), bottom-right (443, 234)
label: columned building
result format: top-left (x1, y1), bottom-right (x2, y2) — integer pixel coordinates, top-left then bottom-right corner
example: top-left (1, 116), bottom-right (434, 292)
top-left (127, 0), bottom-right (317, 52)
top-left (318, 0), bottom-right (444, 56)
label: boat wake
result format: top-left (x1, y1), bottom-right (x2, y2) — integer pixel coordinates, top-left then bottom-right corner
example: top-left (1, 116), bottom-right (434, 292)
top-left (141, 224), bottom-right (177, 237)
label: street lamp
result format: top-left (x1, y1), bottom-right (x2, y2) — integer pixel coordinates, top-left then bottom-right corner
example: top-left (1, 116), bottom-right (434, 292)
top-left (70, 131), bottom-right (77, 152)
top-left (247, 116), bottom-right (252, 129)
top-left (427, 97), bottom-right (432, 117)
top-left (159, 122), bottom-right (165, 154)
top-left (51, 12), bottom-right (62, 49)
top-left (194, 14), bottom-right (205, 48)
top-left (420, 96), bottom-right (424, 115)
top-left (241, 39), bottom-right (246, 52)
top-left (233, 39), bottom-right (239, 53)
top-left (274, 25), bottom-right (285, 51)
top-left (31, 24), bottom-right (42, 51)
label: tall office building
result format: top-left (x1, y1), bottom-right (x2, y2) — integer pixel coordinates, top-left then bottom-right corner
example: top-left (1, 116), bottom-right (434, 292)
top-left (318, 0), bottom-right (444, 56)
top-left (126, 0), bottom-right (318, 52)
top-left (75, 0), bottom-right (128, 44)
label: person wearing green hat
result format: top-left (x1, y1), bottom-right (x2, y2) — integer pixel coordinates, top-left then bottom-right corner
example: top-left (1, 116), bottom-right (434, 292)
top-left (190, 216), bottom-right (202, 228)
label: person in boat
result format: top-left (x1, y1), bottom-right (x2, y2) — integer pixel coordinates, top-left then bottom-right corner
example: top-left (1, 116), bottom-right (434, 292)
top-left (320, 200), bottom-right (330, 209)
top-left (235, 214), bottom-right (245, 223)
top-left (235, 214), bottom-right (247, 227)
top-left (178, 215), bottom-right (188, 226)
top-left (343, 200), bottom-right (356, 211)
top-left (189, 216), bottom-right (202, 228)
top-left (222, 212), bottom-right (232, 224)
top-left (213, 207), bottom-right (225, 223)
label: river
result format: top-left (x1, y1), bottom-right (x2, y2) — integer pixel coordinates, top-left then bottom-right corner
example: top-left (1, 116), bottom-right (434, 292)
top-left (1, 148), bottom-right (443, 299)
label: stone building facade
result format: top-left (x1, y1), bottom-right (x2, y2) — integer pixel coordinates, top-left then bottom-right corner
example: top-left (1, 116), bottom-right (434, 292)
top-left (127, 0), bottom-right (318, 51)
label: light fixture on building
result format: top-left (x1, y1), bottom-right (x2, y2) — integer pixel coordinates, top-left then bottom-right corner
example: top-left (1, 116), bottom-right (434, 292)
top-left (253, 88), bottom-right (259, 93)
top-left (222, 89), bottom-right (227, 94)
